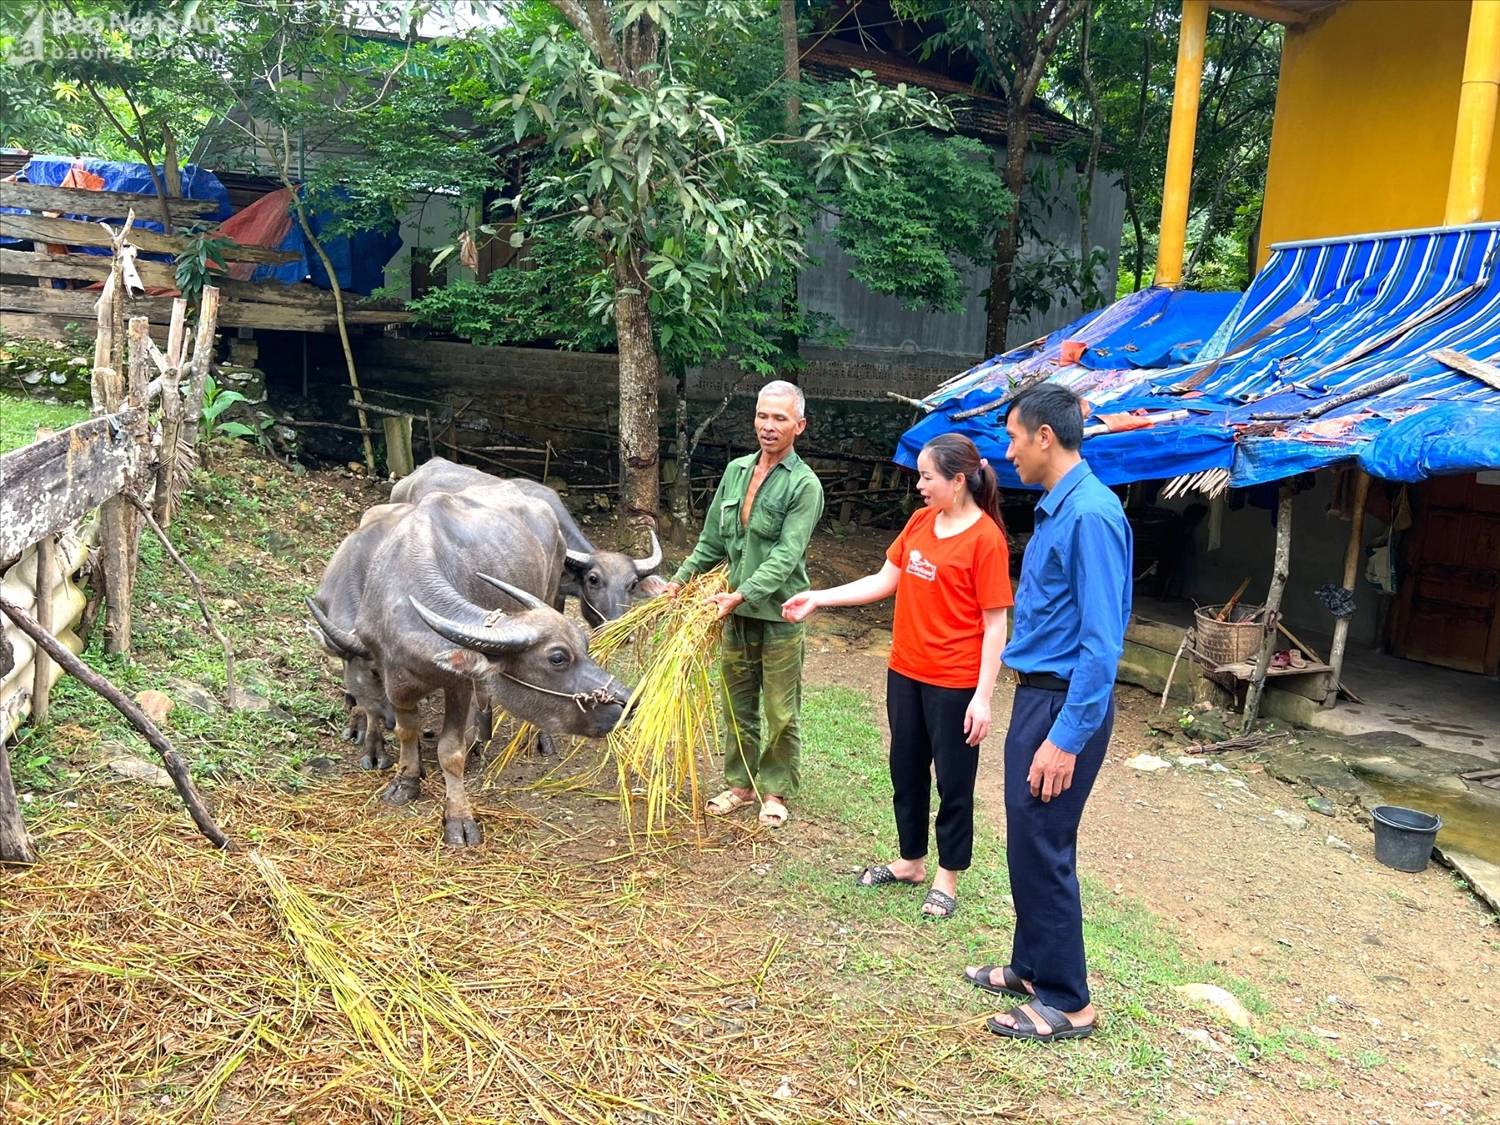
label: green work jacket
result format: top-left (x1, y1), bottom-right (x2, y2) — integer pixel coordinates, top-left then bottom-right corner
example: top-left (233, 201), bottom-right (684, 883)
top-left (672, 448), bottom-right (825, 622)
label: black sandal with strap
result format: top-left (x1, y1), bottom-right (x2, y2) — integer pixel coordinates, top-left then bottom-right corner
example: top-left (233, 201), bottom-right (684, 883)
top-left (966, 965), bottom-right (1032, 1000)
top-left (921, 887), bottom-right (957, 918)
top-left (986, 1001), bottom-right (1094, 1042)
top-left (855, 864), bottom-right (923, 888)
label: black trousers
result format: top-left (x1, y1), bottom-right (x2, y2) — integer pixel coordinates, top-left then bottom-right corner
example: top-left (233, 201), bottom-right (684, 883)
top-left (885, 668), bottom-right (980, 871)
top-left (1003, 684), bottom-right (1113, 1013)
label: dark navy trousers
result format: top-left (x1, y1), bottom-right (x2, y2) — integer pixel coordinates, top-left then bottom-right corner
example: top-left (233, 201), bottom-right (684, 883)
top-left (1003, 685), bottom-right (1113, 1013)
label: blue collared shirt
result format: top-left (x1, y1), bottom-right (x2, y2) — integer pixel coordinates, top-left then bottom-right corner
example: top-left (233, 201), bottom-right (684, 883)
top-left (1004, 460), bottom-right (1133, 754)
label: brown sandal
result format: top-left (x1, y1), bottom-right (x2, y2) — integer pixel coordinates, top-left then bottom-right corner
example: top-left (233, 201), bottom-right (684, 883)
top-left (706, 789), bottom-right (753, 816)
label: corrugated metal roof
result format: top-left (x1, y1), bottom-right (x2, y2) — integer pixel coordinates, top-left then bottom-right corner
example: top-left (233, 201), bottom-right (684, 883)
top-left (800, 39), bottom-right (1088, 150)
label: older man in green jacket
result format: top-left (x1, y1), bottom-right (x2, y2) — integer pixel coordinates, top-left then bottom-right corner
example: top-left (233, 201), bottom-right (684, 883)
top-left (664, 380), bottom-right (824, 829)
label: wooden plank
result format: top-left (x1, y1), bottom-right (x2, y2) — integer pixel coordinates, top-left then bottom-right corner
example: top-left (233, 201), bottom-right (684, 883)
top-left (0, 284), bottom-right (408, 331)
top-left (0, 249), bottom-right (407, 314)
top-left (0, 310), bottom-right (167, 345)
top-left (0, 181), bottom-right (220, 218)
top-left (0, 213), bottom-right (299, 266)
top-left (1428, 347), bottom-right (1500, 392)
top-left (0, 411), bottom-right (142, 560)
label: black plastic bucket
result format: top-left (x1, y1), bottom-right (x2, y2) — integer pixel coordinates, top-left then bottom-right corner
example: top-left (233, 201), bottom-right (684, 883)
top-left (1371, 805), bottom-right (1442, 873)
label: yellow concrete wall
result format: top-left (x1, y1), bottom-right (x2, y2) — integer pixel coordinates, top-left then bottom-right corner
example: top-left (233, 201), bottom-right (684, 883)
top-left (1259, 0), bottom-right (1500, 258)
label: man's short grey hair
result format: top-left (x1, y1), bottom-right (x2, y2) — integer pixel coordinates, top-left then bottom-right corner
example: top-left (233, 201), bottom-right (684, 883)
top-left (757, 379), bottom-right (806, 420)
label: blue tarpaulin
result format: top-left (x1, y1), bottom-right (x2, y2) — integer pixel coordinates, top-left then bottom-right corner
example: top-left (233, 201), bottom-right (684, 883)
top-left (899, 225), bottom-right (1500, 487)
top-left (4, 155), bottom-right (400, 296)
top-left (2, 155), bottom-right (232, 251)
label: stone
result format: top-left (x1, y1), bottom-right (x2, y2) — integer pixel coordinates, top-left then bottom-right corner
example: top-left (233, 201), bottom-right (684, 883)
top-left (1307, 796), bottom-right (1336, 817)
top-left (1326, 834), bottom-right (1352, 851)
top-left (165, 678), bottom-right (220, 715)
top-left (229, 685), bottom-right (289, 720)
top-left (1186, 710), bottom-right (1230, 743)
top-left (1176, 755), bottom-right (1207, 769)
top-left (1174, 983), bottom-right (1254, 1030)
top-left (106, 754), bottom-right (172, 789)
top-left (1126, 753), bottom-right (1173, 772)
top-left (1272, 808), bottom-right (1309, 831)
top-left (299, 754), bottom-right (339, 778)
top-left (133, 689), bottom-right (174, 725)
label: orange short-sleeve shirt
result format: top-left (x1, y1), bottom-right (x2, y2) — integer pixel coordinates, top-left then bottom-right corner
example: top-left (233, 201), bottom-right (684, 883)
top-left (886, 507), bottom-right (1013, 689)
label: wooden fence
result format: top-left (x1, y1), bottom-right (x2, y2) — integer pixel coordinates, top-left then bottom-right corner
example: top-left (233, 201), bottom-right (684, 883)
top-left (0, 218), bottom-right (232, 864)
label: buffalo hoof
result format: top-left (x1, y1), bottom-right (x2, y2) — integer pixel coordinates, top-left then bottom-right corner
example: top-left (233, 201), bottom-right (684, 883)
top-left (342, 726), bottom-right (360, 744)
top-left (443, 816), bottom-right (483, 847)
top-left (360, 750), bottom-right (396, 771)
top-left (536, 732), bottom-right (556, 757)
top-left (381, 775), bottom-right (422, 805)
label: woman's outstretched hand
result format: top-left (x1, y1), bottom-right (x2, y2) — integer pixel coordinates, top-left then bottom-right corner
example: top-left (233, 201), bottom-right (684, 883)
top-left (781, 591), bottom-right (820, 623)
top-left (963, 694), bottom-right (992, 745)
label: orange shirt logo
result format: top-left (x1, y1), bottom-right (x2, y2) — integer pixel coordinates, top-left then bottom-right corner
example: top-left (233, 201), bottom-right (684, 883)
top-left (906, 549), bottom-right (937, 581)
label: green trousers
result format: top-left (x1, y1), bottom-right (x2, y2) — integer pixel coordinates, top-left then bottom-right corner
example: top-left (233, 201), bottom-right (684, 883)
top-left (719, 616), bottom-right (806, 798)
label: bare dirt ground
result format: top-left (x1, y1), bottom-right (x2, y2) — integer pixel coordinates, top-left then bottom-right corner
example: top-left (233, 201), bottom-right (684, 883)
top-left (794, 526), bottom-right (1499, 1125)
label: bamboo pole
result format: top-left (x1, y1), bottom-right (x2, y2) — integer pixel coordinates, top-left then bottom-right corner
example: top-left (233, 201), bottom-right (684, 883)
top-left (1242, 484), bottom-right (1294, 734)
top-left (1323, 469), bottom-right (1370, 708)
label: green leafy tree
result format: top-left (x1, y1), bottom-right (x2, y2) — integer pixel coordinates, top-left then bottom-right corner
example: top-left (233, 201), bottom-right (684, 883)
top-left (453, 0), bottom-right (956, 523)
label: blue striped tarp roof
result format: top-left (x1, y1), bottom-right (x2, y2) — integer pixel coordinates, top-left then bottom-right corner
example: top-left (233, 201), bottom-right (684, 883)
top-left (898, 224), bottom-right (1500, 487)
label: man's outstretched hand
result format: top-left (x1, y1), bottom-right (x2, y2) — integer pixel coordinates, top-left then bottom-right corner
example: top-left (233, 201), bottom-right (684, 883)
top-left (1027, 739), bottom-right (1076, 802)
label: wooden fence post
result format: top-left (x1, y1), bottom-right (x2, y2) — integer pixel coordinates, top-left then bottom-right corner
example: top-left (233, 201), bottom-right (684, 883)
top-left (30, 535), bottom-right (55, 724)
top-left (179, 286), bottom-right (222, 451)
top-left (1242, 484), bottom-right (1295, 733)
top-left (1323, 470), bottom-right (1370, 707)
top-left (152, 304), bottom-right (189, 526)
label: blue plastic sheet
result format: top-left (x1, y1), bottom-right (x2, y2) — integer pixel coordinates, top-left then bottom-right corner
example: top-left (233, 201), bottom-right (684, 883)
top-left (1358, 403), bottom-right (1500, 481)
top-left (1075, 289), bottom-right (1240, 370)
top-left (2, 155), bottom-right (232, 254)
top-left (899, 225), bottom-right (1500, 486)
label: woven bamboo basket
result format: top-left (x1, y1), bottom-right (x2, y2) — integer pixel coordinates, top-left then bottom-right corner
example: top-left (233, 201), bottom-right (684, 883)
top-left (1193, 603), bottom-right (1265, 667)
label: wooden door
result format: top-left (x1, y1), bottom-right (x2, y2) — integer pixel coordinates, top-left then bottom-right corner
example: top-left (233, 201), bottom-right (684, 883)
top-left (1390, 474), bottom-right (1500, 674)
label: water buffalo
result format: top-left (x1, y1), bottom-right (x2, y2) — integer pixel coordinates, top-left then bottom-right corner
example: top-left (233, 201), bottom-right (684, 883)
top-left (327, 485), bottom-right (630, 846)
top-left (307, 502), bottom-right (412, 769)
top-left (391, 457), bottom-right (665, 626)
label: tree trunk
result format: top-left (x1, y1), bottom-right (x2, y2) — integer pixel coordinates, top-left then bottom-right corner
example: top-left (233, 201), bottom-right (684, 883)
top-left (781, 0), bottom-right (801, 130)
top-left (614, 247), bottom-right (661, 526)
top-left (986, 108), bottom-right (1031, 356)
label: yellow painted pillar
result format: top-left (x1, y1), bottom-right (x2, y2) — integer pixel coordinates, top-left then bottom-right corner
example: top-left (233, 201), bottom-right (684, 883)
top-left (1446, 0), bottom-right (1500, 225)
top-left (1155, 0), bottom-right (1210, 288)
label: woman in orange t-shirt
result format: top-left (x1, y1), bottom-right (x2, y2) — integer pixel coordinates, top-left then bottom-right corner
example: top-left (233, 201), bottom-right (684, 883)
top-left (783, 434), bottom-right (1012, 918)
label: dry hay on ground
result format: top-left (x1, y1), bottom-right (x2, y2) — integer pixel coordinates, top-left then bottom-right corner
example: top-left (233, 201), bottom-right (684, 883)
top-left (2, 777), bottom-right (1018, 1124)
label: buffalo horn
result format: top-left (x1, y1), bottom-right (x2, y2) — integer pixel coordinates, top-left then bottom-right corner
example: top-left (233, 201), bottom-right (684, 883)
top-left (564, 548), bottom-right (593, 570)
top-left (306, 597), bottom-right (371, 659)
top-left (633, 529), bottom-right (663, 576)
top-left (409, 596), bottom-right (540, 655)
top-left (475, 572), bottom-right (548, 611)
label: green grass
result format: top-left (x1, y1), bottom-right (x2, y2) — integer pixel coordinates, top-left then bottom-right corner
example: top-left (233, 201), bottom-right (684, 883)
top-left (8, 460), bottom-right (350, 806)
top-left (0, 389), bottom-right (91, 453)
top-left (768, 686), bottom-right (1303, 1112)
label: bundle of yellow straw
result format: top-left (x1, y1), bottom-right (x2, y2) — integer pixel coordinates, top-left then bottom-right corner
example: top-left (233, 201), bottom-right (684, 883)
top-left (589, 566), bottom-right (729, 833)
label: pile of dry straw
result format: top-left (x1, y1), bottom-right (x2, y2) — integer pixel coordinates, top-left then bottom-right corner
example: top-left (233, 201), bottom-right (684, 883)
top-left (1, 778), bottom-right (1014, 1122)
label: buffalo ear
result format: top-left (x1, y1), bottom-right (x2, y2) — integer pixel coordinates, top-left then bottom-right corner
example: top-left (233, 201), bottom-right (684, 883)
top-left (305, 620), bottom-right (345, 659)
top-left (433, 647), bottom-right (494, 677)
top-left (637, 574), bottom-right (668, 598)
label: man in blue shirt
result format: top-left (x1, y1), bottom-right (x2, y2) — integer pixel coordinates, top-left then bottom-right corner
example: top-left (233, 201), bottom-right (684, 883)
top-left (964, 383), bottom-right (1132, 1043)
